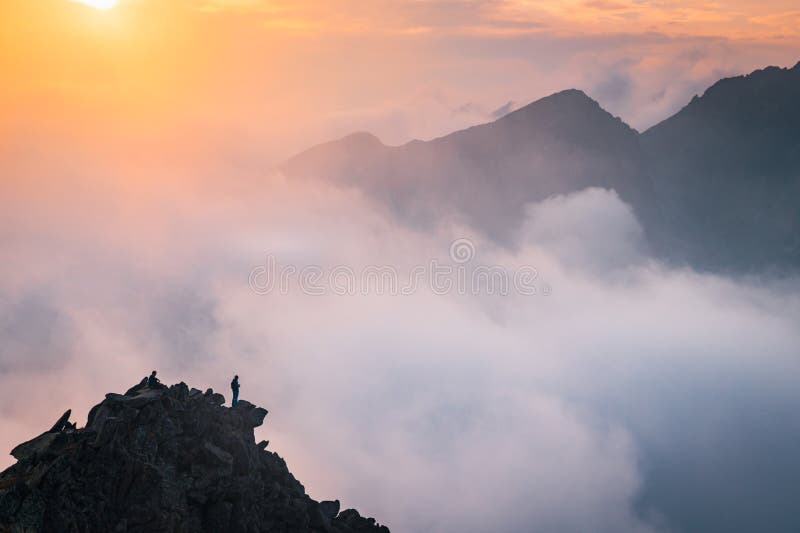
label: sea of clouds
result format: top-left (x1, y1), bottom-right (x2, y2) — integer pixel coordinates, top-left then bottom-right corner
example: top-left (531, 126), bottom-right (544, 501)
top-left (1, 143), bottom-right (799, 533)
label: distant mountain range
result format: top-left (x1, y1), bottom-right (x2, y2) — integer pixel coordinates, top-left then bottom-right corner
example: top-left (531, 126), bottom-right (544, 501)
top-left (283, 61), bottom-right (800, 273)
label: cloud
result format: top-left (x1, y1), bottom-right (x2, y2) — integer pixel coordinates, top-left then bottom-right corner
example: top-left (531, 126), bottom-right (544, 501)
top-left (184, 0), bottom-right (800, 41)
top-left (206, 180), bottom-right (800, 533)
top-left (0, 292), bottom-right (75, 374)
top-left (490, 100), bottom-right (518, 119)
top-left (518, 188), bottom-right (647, 272)
top-left (2, 136), bottom-right (799, 533)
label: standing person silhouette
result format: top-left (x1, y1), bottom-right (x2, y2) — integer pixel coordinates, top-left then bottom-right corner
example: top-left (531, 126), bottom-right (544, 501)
top-left (231, 375), bottom-right (240, 406)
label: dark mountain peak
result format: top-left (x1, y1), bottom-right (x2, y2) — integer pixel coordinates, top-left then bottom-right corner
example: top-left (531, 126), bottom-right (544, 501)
top-left (472, 90), bottom-right (633, 154)
top-left (525, 88), bottom-right (593, 106)
top-left (549, 88), bottom-right (594, 103)
top-left (540, 88), bottom-right (593, 102)
top-left (683, 62), bottom-right (800, 112)
top-left (501, 89), bottom-right (600, 120)
top-left (0, 381), bottom-right (389, 533)
top-left (487, 88), bottom-right (636, 142)
top-left (643, 62), bottom-right (800, 143)
top-left (793, 59), bottom-right (800, 71)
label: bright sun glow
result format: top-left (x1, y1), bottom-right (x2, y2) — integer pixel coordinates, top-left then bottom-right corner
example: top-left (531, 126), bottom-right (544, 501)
top-left (71, 0), bottom-right (117, 10)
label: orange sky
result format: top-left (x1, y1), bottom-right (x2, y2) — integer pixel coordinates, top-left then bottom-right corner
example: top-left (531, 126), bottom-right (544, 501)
top-left (2, 0), bottom-right (799, 163)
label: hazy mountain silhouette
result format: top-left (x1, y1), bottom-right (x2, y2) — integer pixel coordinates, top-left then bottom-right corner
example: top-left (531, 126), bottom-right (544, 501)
top-left (284, 89), bottom-right (659, 246)
top-left (283, 62), bottom-right (800, 272)
top-left (641, 62), bottom-right (800, 271)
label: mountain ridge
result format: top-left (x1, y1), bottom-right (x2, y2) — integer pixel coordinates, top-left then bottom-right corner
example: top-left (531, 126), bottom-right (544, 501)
top-left (283, 60), bottom-right (800, 272)
top-left (283, 84), bottom-right (657, 245)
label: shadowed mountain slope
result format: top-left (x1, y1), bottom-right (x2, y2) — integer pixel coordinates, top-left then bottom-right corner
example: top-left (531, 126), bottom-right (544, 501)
top-left (641, 62), bottom-right (800, 271)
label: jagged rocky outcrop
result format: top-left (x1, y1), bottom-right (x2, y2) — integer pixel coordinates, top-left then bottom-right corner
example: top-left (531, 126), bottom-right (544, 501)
top-left (0, 382), bottom-right (389, 533)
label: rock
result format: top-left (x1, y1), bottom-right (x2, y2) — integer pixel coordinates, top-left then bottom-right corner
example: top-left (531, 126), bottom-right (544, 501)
top-left (336, 509), bottom-right (391, 533)
top-left (0, 381), bottom-right (390, 533)
top-left (320, 499), bottom-right (340, 519)
top-left (9, 433), bottom-right (58, 462)
top-left (204, 388), bottom-right (225, 406)
top-left (233, 399), bottom-right (256, 410)
top-left (200, 441), bottom-right (233, 467)
top-left (170, 382), bottom-right (189, 401)
top-left (104, 393), bottom-right (127, 402)
top-left (46, 410), bottom-right (72, 433)
top-left (246, 407), bottom-right (268, 428)
top-left (106, 388), bottom-right (164, 409)
top-left (308, 498), bottom-right (332, 531)
top-left (124, 377), bottom-right (148, 396)
top-left (203, 500), bottom-right (232, 531)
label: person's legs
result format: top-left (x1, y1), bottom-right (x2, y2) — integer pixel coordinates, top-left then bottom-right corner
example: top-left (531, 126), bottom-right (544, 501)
top-left (232, 391), bottom-right (238, 406)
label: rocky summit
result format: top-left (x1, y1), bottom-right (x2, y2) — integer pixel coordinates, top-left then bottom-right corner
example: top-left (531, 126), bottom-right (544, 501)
top-left (0, 381), bottom-right (389, 533)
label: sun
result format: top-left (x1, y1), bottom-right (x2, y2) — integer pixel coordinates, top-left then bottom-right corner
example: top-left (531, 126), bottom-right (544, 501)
top-left (70, 0), bottom-right (118, 10)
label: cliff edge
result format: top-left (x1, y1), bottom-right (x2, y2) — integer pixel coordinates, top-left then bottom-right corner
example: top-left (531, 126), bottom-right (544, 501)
top-left (0, 381), bottom-right (389, 533)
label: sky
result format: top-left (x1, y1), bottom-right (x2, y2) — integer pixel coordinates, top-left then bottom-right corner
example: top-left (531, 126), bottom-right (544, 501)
top-left (2, 1), bottom-right (800, 532)
top-left (2, 0), bottom-right (800, 161)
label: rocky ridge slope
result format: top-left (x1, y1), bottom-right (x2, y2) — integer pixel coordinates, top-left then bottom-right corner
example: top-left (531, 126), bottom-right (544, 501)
top-left (0, 381), bottom-right (389, 533)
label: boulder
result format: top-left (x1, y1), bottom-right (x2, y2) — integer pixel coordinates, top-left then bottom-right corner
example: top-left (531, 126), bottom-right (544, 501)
top-left (9, 433), bottom-right (58, 462)
top-left (320, 499), bottom-right (340, 519)
top-left (46, 410), bottom-right (72, 433)
top-left (204, 388), bottom-right (226, 406)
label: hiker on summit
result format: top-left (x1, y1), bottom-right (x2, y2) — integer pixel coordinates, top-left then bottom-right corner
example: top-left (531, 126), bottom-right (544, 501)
top-left (231, 375), bottom-right (240, 406)
top-left (147, 370), bottom-right (160, 387)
